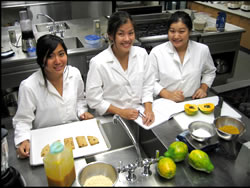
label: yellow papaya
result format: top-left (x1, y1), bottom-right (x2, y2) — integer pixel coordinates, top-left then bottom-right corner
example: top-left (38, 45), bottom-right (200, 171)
top-left (157, 157), bottom-right (176, 179)
top-left (184, 104), bottom-right (198, 116)
top-left (198, 103), bottom-right (215, 114)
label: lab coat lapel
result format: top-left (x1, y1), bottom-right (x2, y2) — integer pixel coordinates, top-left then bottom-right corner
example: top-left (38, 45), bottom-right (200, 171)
top-left (182, 41), bottom-right (191, 66)
top-left (109, 47), bottom-right (129, 82)
top-left (167, 42), bottom-right (180, 64)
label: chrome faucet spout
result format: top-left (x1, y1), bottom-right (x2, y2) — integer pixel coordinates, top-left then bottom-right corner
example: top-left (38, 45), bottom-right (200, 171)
top-left (36, 13), bottom-right (55, 25)
top-left (113, 114), bottom-right (142, 162)
top-left (36, 13), bottom-right (56, 34)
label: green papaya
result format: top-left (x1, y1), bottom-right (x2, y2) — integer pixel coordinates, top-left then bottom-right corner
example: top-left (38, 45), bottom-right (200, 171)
top-left (164, 141), bottom-right (188, 162)
top-left (188, 149), bottom-right (214, 173)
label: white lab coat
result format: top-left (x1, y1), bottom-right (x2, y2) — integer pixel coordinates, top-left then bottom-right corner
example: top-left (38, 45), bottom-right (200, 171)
top-left (149, 40), bottom-right (216, 97)
top-left (86, 45), bottom-right (154, 115)
top-left (13, 65), bottom-right (88, 146)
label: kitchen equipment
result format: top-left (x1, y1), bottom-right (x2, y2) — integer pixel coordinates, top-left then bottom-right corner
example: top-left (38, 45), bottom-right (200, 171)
top-left (214, 96), bottom-right (223, 119)
top-left (19, 9), bottom-right (36, 52)
top-left (78, 161), bottom-right (118, 186)
top-left (188, 121), bottom-right (216, 142)
top-left (214, 116), bottom-right (246, 141)
top-left (1, 128), bottom-right (25, 187)
top-left (227, 1), bottom-right (241, 9)
top-left (241, 4), bottom-right (250, 11)
top-left (193, 18), bottom-right (207, 31)
top-left (43, 141), bottom-right (76, 186)
top-left (177, 130), bottom-right (219, 152)
top-left (215, 58), bottom-right (229, 74)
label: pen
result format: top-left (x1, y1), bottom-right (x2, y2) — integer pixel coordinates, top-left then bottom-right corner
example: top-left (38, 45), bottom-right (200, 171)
top-left (138, 110), bottom-right (146, 118)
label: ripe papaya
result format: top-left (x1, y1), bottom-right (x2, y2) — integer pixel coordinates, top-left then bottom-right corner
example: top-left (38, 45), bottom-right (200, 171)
top-left (188, 149), bottom-right (214, 173)
top-left (164, 141), bottom-right (188, 162)
top-left (184, 104), bottom-right (198, 116)
top-left (157, 157), bottom-right (176, 179)
top-left (198, 103), bottom-right (215, 114)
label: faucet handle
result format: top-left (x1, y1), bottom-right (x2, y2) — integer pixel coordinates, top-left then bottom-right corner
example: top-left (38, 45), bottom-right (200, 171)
top-left (126, 163), bottom-right (137, 182)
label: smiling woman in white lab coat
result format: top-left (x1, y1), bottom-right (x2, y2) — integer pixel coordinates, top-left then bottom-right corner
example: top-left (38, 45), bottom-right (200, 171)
top-left (86, 11), bottom-right (155, 125)
top-left (13, 34), bottom-right (93, 159)
top-left (149, 11), bottom-right (216, 102)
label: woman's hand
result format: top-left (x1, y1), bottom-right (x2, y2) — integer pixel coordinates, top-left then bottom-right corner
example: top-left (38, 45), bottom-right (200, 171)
top-left (16, 140), bottom-right (30, 159)
top-left (80, 112), bottom-right (94, 120)
top-left (143, 102), bottom-right (155, 126)
top-left (142, 109), bottom-right (155, 126)
top-left (192, 88), bottom-right (207, 99)
top-left (160, 89), bottom-right (184, 102)
top-left (120, 108), bottom-right (139, 120)
top-left (192, 84), bottom-right (208, 99)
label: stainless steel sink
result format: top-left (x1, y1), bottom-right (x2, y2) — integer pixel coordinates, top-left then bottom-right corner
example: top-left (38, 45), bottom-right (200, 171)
top-left (83, 120), bottom-right (168, 186)
top-left (62, 37), bottom-right (84, 49)
top-left (35, 22), bottom-right (70, 32)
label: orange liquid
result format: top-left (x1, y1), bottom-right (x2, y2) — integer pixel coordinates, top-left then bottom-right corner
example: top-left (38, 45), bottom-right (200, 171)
top-left (47, 166), bottom-right (76, 186)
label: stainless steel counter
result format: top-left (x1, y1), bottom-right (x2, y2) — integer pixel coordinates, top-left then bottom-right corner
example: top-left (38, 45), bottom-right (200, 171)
top-left (4, 91), bottom-right (250, 186)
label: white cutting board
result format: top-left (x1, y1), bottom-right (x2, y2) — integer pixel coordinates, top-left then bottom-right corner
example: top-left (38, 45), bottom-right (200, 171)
top-left (173, 96), bottom-right (242, 130)
top-left (30, 118), bottom-right (110, 166)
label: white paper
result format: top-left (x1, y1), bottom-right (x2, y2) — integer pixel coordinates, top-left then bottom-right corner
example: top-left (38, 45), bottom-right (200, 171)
top-left (174, 96), bottom-right (242, 130)
top-left (134, 98), bottom-right (184, 130)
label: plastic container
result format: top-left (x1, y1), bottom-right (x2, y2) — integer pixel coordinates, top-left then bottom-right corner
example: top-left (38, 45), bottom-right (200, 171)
top-left (216, 11), bottom-right (226, 32)
top-left (27, 47), bottom-right (36, 57)
top-left (43, 141), bottom-right (76, 186)
top-left (84, 34), bottom-right (101, 48)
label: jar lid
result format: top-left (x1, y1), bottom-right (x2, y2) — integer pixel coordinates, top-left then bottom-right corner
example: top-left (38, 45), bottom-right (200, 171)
top-left (50, 141), bottom-right (64, 154)
top-left (85, 35), bottom-right (101, 41)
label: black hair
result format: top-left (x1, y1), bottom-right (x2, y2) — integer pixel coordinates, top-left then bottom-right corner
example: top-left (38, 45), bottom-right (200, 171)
top-left (167, 11), bottom-right (193, 32)
top-left (36, 34), bottom-right (68, 87)
top-left (107, 11), bottom-right (135, 43)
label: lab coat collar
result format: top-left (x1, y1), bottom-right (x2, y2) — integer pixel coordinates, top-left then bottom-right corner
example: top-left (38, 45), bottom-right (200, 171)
top-left (38, 66), bottom-right (73, 97)
top-left (107, 45), bottom-right (137, 81)
top-left (166, 40), bottom-right (191, 65)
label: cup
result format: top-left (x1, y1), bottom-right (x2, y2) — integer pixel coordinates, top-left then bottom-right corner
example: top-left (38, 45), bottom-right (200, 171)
top-left (8, 30), bottom-right (17, 44)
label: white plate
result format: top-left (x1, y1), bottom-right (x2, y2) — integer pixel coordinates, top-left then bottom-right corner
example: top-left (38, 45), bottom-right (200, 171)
top-left (30, 119), bottom-right (111, 166)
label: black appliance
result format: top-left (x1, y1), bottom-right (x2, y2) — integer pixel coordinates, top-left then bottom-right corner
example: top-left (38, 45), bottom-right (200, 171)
top-left (1, 128), bottom-right (25, 187)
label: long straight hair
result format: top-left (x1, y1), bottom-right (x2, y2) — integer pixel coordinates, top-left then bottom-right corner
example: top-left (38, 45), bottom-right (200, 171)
top-left (36, 34), bottom-right (68, 87)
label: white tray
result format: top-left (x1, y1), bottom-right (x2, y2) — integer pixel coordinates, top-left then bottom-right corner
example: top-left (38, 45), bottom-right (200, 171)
top-left (30, 118), bottom-right (111, 166)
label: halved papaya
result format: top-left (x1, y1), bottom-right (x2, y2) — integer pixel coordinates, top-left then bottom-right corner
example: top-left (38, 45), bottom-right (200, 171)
top-left (184, 104), bottom-right (198, 116)
top-left (198, 103), bottom-right (215, 114)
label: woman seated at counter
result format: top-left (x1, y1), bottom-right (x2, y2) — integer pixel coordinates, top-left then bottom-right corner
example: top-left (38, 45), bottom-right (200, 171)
top-left (149, 11), bottom-right (216, 102)
top-left (86, 11), bottom-right (155, 126)
top-left (13, 34), bottom-right (94, 159)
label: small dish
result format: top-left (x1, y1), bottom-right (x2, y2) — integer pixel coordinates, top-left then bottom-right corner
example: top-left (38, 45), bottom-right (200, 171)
top-left (188, 121), bottom-right (216, 142)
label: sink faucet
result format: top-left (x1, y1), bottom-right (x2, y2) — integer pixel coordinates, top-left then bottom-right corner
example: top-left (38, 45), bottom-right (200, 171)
top-left (113, 114), bottom-right (142, 162)
top-left (36, 13), bottom-right (65, 37)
